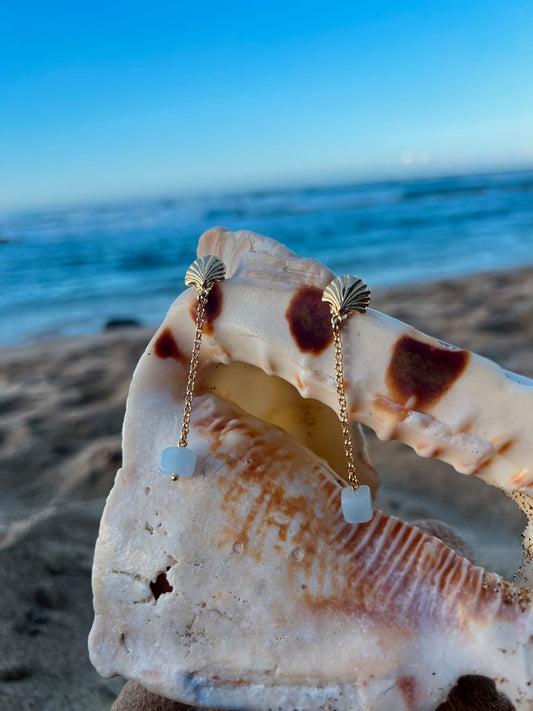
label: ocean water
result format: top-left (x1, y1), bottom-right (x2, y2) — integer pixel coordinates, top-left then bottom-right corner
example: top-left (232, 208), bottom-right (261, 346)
top-left (1, 169), bottom-right (532, 345)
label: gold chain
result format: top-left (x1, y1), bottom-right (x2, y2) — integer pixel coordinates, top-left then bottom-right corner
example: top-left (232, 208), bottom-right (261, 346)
top-left (178, 286), bottom-right (210, 448)
top-left (331, 313), bottom-right (360, 491)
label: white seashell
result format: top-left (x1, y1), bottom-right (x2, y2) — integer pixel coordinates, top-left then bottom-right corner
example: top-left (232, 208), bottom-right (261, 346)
top-left (89, 227), bottom-right (533, 709)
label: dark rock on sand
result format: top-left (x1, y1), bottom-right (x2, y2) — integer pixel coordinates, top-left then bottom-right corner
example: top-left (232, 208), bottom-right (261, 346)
top-left (104, 318), bottom-right (142, 331)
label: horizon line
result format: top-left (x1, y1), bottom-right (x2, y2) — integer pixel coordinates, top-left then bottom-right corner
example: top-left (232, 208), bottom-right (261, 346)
top-left (2, 161), bottom-right (532, 216)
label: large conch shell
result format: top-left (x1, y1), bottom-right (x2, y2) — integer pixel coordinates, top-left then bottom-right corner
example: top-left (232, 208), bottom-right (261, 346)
top-left (89, 228), bottom-right (533, 710)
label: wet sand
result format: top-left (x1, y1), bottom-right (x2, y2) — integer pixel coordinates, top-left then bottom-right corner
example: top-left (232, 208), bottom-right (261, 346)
top-left (0, 265), bottom-right (532, 710)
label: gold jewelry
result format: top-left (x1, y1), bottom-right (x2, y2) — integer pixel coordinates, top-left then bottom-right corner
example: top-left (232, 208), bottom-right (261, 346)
top-left (159, 255), bottom-right (226, 480)
top-left (322, 275), bottom-right (373, 523)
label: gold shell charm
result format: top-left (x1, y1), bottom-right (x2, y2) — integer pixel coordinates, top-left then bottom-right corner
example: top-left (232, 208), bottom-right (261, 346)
top-left (322, 275), bottom-right (371, 321)
top-left (185, 255), bottom-right (226, 291)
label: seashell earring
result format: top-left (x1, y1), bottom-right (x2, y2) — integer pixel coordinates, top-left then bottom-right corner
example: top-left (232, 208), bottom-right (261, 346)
top-left (159, 255), bottom-right (226, 480)
top-left (322, 275), bottom-right (373, 524)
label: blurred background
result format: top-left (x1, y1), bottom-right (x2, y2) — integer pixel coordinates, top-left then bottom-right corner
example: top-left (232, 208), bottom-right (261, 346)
top-left (1, 0), bottom-right (532, 343)
top-left (0, 2), bottom-right (532, 710)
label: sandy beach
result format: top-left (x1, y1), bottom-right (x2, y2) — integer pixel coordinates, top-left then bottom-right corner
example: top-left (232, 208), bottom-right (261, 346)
top-left (1, 265), bottom-right (532, 710)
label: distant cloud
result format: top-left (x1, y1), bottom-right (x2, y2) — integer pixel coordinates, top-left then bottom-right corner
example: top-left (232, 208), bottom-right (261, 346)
top-left (400, 152), bottom-right (433, 166)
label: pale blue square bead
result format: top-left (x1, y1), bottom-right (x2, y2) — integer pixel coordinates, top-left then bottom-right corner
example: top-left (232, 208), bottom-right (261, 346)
top-left (341, 485), bottom-right (373, 524)
top-left (159, 446), bottom-right (196, 478)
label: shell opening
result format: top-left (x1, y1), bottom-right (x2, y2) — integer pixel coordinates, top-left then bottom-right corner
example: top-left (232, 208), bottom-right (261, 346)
top-left (200, 361), bottom-right (525, 580)
top-left (201, 361), bottom-right (378, 492)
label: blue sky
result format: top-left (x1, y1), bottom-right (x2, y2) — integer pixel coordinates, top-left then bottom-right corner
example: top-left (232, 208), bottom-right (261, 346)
top-left (1, 1), bottom-right (532, 209)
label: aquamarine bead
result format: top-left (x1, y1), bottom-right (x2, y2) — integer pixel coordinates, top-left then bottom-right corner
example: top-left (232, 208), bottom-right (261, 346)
top-left (341, 485), bottom-right (373, 523)
top-left (159, 446), bottom-right (196, 478)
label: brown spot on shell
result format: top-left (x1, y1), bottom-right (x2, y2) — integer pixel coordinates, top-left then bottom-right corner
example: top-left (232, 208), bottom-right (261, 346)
top-left (154, 328), bottom-right (187, 364)
top-left (190, 282), bottom-right (223, 335)
top-left (285, 286), bottom-right (333, 354)
top-left (457, 419), bottom-right (474, 434)
top-left (397, 676), bottom-right (418, 710)
top-left (497, 439), bottom-right (515, 456)
top-left (510, 469), bottom-right (532, 485)
top-left (387, 335), bottom-right (469, 409)
top-left (373, 395), bottom-right (410, 420)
